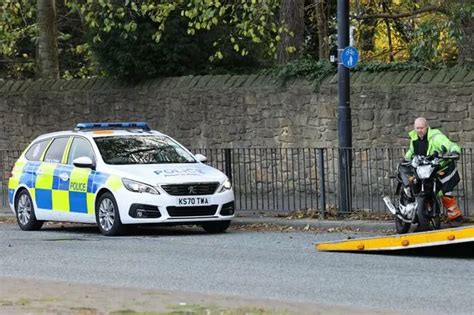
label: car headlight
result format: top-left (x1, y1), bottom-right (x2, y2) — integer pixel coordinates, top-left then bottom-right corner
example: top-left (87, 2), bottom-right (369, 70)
top-left (122, 178), bottom-right (160, 195)
top-left (218, 178), bottom-right (232, 193)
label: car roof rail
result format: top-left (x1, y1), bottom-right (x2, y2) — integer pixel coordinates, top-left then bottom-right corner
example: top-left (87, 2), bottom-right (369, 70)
top-left (75, 122), bottom-right (151, 132)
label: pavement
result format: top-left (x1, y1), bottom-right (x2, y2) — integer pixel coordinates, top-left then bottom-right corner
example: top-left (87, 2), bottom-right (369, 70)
top-left (0, 205), bottom-right (395, 233)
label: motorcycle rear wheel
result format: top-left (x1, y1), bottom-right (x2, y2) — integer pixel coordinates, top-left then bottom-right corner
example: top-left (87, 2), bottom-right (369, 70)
top-left (395, 216), bottom-right (410, 234)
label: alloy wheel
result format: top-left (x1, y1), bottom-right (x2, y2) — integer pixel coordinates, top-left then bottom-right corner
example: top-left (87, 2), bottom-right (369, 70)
top-left (17, 193), bottom-right (32, 226)
top-left (99, 198), bottom-right (115, 232)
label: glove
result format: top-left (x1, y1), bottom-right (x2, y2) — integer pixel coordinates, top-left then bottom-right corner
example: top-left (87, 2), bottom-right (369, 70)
top-left (440, 145), bottom-right (448, 154)
top-left (450, 152), bottom-right (460, 160)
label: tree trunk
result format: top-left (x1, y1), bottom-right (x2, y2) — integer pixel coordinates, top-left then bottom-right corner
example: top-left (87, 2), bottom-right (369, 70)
top-left (458, 12), bottom-right (473, 65)
top-left (358, 5), bottom-right (377, 54)
top-left (382, 1), bottom-right (394, 62)
top-left (277, 0), bottom-right (305, 65)
top-left (314, 0), bottom-right (329, 60)
top-left (37, 0), bottom-right (59, 79)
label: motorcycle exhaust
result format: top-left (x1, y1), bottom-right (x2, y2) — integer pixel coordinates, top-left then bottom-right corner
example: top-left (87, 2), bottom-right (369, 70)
top-left (383, 196), bottom-right (397, 215)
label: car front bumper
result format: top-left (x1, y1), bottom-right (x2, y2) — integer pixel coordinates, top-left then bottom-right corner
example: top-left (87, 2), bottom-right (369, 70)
top-left (115, 188), bottom-right (235, 224)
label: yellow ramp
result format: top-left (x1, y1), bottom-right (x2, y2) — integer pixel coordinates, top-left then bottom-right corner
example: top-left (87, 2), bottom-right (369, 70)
top-left (316, 226), bottom-right (474, 252)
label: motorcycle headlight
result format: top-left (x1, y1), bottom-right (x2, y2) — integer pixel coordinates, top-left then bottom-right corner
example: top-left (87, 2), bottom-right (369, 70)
top-left (416, 165), bottom-right (434, 179)
top-left (218, 178), bottom-right (232, 193)
top-left (122, 178), bottom-right (160, 195)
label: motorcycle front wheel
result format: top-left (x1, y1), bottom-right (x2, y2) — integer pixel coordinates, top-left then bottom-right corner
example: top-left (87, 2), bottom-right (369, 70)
top-left (395, 216), bottom-right (410, 234)
top-left (416, 196), bottom-right (430, 232)
top-left (430, 215), bottom-right (441, 230)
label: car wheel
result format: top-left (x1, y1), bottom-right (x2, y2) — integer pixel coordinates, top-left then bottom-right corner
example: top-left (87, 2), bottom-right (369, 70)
top-left (15, 190), bottom-right (43, 231)
top-left (202, 220), bottom-right (231, 233)
top-left (96, 192), bottom-right (124, 236)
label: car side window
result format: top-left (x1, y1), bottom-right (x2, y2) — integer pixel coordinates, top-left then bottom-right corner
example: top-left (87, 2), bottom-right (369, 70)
top-left (67, 137), bottom-right (95, 165)
top-left (43, 137), bottom-right (69, 163)
top-left (25, 140), bottom-right (50, 161)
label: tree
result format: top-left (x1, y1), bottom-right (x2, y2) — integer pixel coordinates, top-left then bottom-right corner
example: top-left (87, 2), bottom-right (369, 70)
top-left (457, 2), bottom-right (473, 65)
top-left (313, 0), bottom-right (330, 60)
top-left (68, 1), bottom-right (286, 62)
top-left (37, 0), bottom-right (59, 79)
top-left (277, 0), bottom-right (304, 64)
top-left (0, 0), bottom-right (36, 78)
top-left (352, 0), bottom-right (462, 65)
top-left (89, 11), bottom-right (264, 78)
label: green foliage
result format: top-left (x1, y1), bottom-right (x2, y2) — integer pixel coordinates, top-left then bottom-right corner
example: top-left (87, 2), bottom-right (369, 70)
top-left (67, 0), bottom-right (285, 62)
top-left (0, 0), bottom-right (36, 78)
top-left (88, 11), bottom-right (265, 79)
top-left (263, 55), bottom-right (336, 81)
top-left (0, 0), bottom-right (96, 79)
top-left (354, 61), bottom-right (437, 72)
top-left (1, 0), bottom-right (470, 79)
top-left (352, 0), bottom-right (464, 65)
top-left (408, 19), bottom-right (458, 66)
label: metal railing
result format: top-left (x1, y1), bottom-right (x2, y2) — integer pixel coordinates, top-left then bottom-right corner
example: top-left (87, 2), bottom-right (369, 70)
top-left (2, 148), bottom-right (473, 216)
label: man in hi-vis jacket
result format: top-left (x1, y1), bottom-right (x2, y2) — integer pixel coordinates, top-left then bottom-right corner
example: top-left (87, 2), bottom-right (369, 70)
top-left (405, 117), bottom-right (463, 225)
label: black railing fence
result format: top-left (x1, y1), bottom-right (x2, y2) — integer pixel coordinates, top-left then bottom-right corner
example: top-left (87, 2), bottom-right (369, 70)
top-left (1, 148), bottom-right (473, 216)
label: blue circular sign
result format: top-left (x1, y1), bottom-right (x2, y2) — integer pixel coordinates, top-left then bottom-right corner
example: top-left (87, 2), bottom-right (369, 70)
top-left (341, 46), bottom-right (359, 69)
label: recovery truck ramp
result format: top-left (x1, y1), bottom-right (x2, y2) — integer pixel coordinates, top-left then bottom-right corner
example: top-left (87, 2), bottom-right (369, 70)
top-left (316, 226), bottom-right (474, 252)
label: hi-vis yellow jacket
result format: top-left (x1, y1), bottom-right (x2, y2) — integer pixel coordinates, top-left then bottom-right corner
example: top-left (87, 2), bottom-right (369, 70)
top-left (405, 127), bottom-right (461, 160)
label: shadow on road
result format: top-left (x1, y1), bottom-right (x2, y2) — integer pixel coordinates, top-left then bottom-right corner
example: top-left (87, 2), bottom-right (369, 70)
top-left (40, 224), bottom-right (216, 237)
top-left (361, 243), bottom-right (474, 259)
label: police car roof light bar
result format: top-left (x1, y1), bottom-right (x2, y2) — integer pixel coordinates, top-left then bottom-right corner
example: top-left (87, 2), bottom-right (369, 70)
top-left (75, 122), bottom-right (151, 131)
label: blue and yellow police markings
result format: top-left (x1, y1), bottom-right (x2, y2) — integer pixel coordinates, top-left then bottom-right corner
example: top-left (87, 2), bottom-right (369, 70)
top-left (9, 161), bottom-right (123, 215)
top-left (35, 162), bottom-right (58, 210)
top-left (8, 160), bottom-right (26, 205)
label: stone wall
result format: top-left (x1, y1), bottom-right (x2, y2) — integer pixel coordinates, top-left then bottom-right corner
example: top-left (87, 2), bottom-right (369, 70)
top-left (0, 69), bottom-right (473, 152)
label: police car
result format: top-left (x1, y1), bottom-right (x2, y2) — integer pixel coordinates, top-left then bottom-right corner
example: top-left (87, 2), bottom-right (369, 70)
top-left (8, 122), bottom-right (235, 236)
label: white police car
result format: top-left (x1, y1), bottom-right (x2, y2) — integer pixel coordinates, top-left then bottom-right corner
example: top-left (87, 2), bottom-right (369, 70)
top-left (8, 122), bottom-right (235, 236)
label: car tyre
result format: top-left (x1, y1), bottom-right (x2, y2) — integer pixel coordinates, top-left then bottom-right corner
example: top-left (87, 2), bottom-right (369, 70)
top-left (96, 192), bottom-right (124, 236)
top-left (15, 189), bottom-right (43, 231)
top-left (202, 220), bottom-right (231, 233)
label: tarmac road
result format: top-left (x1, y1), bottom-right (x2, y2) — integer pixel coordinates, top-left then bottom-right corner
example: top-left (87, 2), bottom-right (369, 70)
top-left (0, 221), bottom-right (473, 315)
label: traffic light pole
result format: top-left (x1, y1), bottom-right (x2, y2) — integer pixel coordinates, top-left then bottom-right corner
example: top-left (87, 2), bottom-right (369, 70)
top-left (337, 0), bottom-right (352, 214)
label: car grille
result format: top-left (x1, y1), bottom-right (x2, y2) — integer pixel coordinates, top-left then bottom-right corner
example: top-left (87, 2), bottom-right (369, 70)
top-left (167, 205), bottom-right (218, 217)
top-left (161, 183), bottom-right (219, 196)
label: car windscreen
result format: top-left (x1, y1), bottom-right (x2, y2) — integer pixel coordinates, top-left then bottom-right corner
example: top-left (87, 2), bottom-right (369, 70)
top-left (94, 135), bottom-right (197, 165)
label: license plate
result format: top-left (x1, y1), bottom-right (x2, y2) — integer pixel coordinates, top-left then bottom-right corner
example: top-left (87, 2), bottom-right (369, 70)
top-left (177, 197), bottom-right (210, 206)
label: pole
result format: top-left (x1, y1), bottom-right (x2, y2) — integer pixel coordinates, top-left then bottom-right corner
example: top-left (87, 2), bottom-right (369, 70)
top-left (337, 0), bottom-right (352, 214)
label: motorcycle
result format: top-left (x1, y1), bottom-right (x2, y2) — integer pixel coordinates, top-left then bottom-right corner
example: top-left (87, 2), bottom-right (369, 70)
top-left (383, 153), bottom-right (458, 234)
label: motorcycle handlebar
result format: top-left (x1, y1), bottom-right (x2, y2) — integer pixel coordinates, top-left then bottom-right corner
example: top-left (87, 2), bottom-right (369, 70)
top-left (440, 154), bottom-right (460, 161)
top-left (400, 154), bottom-right (460, 166)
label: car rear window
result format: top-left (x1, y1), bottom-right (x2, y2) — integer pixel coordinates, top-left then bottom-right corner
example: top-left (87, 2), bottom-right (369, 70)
top-left (43, 137), bottom-right (69, 163)
top-left (94, 135), bottom-right (196, 165)
top-left (25, 140), bottom-right (50, 161)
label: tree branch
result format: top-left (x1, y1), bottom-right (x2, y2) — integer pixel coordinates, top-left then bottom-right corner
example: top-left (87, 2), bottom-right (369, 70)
top-left (353, 5), bottom-right (450, 20)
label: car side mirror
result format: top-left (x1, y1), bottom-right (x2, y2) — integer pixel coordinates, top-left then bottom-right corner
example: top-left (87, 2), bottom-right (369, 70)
top-left (73, 156), bottom-right (95, 169)
top-left (195, 154), bottom-right (207, 163)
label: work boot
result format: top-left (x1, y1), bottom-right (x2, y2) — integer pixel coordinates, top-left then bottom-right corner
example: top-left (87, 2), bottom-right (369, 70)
top-left (441, 196), bottom-right (463, 226)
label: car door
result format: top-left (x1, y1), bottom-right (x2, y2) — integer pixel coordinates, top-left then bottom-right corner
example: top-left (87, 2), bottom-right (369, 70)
top-left (35, 136), bottom-right (70, 212)
top-left (66, 136), bottom-right (96, 215)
